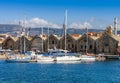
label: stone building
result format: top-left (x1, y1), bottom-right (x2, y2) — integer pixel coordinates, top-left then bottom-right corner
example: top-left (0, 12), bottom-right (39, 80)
top-left (70, 34), bottom-right (81, 52)
top-left (77, 34), bottom-right (97, 54)
top-left (15, 36), bottom-right (32, 53)
top-left (112, 35), bottom-right (120, 55)
top-left (2, 36), bottom-right (18, 50)
top-left (1, 25), bottom-right (120, 55)
top-left (0, 38), bottom-right (5, 48)
top-left (30, 35), bottom-right (43, 52)
top-left (60, 34), bottom-right (80, 52)
top-left (96, 34), bottom-right (119, 55)
top-left (45, 34), bottom-right (60, 52)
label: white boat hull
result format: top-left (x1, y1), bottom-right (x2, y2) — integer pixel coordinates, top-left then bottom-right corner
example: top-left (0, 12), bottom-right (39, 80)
top-left (6, 58), bottom-right (36, 63)
top-left (37, 56), bottom-right (54, 62)
top-left (55, 56), bottom-right (80, 61)
top-left (81, 58), bottom-right (95, 61)
top-left (6, 55), bottom-right (37, 63)
top-left (80, 55), bottom-right (95, 61)
top-left (6, 59), bottom-right (29, 63)
top-left (37, 59), bottom-right (54, 62)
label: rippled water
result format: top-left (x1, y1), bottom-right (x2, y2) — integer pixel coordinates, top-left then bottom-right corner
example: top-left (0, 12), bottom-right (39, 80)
top-left (0, 60), bottom-right (120, 83)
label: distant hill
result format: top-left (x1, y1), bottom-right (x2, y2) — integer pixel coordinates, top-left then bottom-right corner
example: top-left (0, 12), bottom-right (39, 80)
top-left (23, 27), bottom-right (105, 36)
top-left (0, 24), bottom-right (21, 33)
top-left (0, 24), bottom-right (110, 36)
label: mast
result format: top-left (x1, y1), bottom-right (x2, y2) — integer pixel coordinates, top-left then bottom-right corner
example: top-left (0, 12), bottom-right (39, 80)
top-left (23, 17), bottom-right (26, 54)
top-left (86, 26), bottom-right (88, 54)
top-left (19, 21), bottom-right (22, 54)
top-left (48, 26), bottom-right (49, 50)
top-left (41, 26), bottom-right (43, 53)
top-left (63, 9), bottom-right (67, 51)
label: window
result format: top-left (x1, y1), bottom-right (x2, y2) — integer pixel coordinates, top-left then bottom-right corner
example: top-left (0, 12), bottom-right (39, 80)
top-left (104, 43), bottom-right (109, 46)
top-left (102, 49), bottom-right (104, 52)
top-left (90, 45), bottom-right (92, 49)
top-left (81, 45), bottom-right (83, 49)
top-left (52, 40), bottom-right (54, 44)
top-left (72, 44), bottom-right (74, 48)
top-left (85, 45), bottom-right (86, 49)
top-left (67, 40), bottom-right (71, 42)
top-left (84, 39), bottom-right (87, 42)
top-left (10, 45), bottom-right (12, 48)
top-left (68, 44), bottom-right (70, 48)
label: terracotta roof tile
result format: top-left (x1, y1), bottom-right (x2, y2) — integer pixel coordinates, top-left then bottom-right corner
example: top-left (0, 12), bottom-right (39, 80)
top-left (70, 34), bottom-right (81, 40)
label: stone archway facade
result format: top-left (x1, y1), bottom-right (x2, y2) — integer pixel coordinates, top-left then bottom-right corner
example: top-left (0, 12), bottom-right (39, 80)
top-left (30, 35), bottom-right (43, 52)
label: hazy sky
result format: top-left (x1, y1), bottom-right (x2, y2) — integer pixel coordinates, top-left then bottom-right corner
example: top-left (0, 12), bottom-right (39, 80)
top-left (0, 0), bottom-right (120, 29)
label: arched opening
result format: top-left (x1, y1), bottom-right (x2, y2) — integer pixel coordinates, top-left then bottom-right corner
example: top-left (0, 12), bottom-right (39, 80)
top-left (31, 37), bottom-right (42, 51)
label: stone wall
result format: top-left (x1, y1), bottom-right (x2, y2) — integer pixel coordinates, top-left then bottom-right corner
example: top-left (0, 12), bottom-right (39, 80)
top-left (2, 34), bottom-right (120, 55)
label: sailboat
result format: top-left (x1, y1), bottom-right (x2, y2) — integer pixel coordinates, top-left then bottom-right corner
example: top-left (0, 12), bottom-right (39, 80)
top-left (6, 20), bottom-right (37, 63)
top-left (37, 26), bottom-right (54, 62)
top-left (54, 10), bottom-right (80, 62)
top-left (80, 27), bottom-right (96, 61)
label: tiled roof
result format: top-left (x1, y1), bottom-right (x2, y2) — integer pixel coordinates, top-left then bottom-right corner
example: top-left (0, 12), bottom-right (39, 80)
top-left (25, 36), bottom-right (32, 41)
top-left (0, 38), bottom-right (5, 44)
top-left (88, 32), bottom-right (97, 36)
top-left (52, 34), bottom-right (61, 40)
top-left (40, 34), bottom-right (47, 40)
top-left (90, 36), bottom-right (100, 40)
top-left (71, 34), bottom-right (81, 37)
top-left (70, 34), bottom-right (81, 40)
top-left (111, 35), bottom-right (120, 42)
top-left (111, 35), bottom-right (120, 46)
top-left (11, 37), bottom-right (18, 42)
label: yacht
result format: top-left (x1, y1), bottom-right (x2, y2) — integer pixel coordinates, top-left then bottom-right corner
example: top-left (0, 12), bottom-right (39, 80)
top-left (37, 55), bottom-right (54, 62)
top-left (51, 10), bottom-right (80, 62)
top-left (6, 20), bottom-right (37, 63)
top-left (48, 49), bottom-right (80, 61)
top-left (54, 55), bottom-right (81, 61)
top-left (36, 52), bottom-right (54, 62)
top-left (6, 56), bottom-right (36, 63)
top-left (6, 51), bottom-right (37, 63)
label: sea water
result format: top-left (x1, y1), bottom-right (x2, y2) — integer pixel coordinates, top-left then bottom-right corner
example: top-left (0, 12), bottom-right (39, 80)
top-left (0, 60), bottom-right (120, 83)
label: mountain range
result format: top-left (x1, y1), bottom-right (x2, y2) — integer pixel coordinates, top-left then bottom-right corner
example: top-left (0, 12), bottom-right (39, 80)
top-left (0, 24), bottom-right (114, 36)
